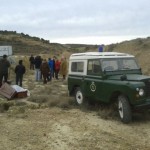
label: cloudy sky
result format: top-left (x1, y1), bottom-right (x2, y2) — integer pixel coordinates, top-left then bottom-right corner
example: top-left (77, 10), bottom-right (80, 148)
top-left (0, 0), bottom-right (150, 44)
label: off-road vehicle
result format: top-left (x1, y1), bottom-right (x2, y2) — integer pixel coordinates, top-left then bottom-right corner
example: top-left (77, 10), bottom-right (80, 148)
top-left (68, 52), bottom-right (150, 123)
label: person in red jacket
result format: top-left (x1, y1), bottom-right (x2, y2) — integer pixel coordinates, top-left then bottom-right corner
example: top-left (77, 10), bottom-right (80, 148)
top-left (55, 58), bottom-right (61, 80)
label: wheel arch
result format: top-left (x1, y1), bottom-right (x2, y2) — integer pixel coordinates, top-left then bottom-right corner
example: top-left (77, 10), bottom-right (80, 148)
top-left (110, 90), bottom-right (130, 104)
top-left (69, 85), bottom-right (80, 96)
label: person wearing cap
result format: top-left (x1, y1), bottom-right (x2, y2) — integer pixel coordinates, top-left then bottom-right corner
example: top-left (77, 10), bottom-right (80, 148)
top-left (0, 55), bottom-right (11, 87)
top-left (15, 60), bottom-right (26, 87)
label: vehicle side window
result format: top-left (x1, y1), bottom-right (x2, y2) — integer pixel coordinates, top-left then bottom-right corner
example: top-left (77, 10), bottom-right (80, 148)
top-left (102, 60), bottom-right (118, 71)
top-left (87, 59), bottom-right (102, 75)
top-left (121, 59), bottom-right (139, 69)
top-left (71, 62), bottom-right (84, 72)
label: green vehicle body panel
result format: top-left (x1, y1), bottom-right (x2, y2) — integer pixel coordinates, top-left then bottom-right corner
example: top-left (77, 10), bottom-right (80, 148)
top-left (68, 73), bottom-right (150, 107)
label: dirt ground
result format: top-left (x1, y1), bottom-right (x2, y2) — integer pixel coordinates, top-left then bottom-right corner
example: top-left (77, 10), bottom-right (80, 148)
top-left (0, 69), bottom-right (150, 150)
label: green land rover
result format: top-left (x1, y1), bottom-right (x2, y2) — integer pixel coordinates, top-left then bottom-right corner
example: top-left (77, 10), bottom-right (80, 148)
top-left (68, 52), bottom-right (150, 123)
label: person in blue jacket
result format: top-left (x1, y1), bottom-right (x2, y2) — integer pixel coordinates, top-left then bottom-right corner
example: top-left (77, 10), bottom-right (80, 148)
top-left (48, 58), bottom-right (54, 79)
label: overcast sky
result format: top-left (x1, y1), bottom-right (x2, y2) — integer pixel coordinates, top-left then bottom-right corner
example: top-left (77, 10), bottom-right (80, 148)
top-left (0, 0), bottom-right (150, 44)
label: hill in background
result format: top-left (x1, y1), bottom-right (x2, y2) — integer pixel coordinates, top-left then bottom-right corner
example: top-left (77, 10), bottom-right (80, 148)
top-left (0, 30), bottom-right (150, 74)
top-left (0, 30), bottom-right (98, 57)
top-left (105, 37), bottom-right (150, 75)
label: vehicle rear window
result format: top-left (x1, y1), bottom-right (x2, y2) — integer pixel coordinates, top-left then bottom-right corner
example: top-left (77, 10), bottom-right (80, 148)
top-left (71, 62), bottom-right (84, 72)
top-left (87, 59), bottom-right (102, 75)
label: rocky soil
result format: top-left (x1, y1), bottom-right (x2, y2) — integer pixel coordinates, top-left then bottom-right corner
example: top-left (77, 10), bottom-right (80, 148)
top-left (0, 69), bottom-right (150, 150)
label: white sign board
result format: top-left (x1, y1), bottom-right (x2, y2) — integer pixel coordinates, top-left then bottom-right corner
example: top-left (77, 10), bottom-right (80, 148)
top-left (0, 46), bottom-right (12, 56)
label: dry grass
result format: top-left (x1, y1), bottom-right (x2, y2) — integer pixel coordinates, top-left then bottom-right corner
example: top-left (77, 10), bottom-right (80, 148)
top-left (7, 105), bottom-right (28, 118)
top-left (97, 106), bottom-right (118, 120)
top-left (8, 106), bottom-right (26, 114)
top-left (0, 100), bottom-right (15, 113)
top-left (27, 93), bottom-right (75, 110)
top-left (73, 101), bottom-right (119, 120)
top-left (48, 96), bottom-right (75, 109)
top-left (27, 95), bottom-right (49, 104)
top-left (26, 79), bottom-right (73, 110)
top-left (26, 82), bottom-right (35, 90)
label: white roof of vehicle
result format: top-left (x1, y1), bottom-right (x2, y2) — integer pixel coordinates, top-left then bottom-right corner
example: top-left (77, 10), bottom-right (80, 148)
top-left (69, 52), bottom-right (134, 60)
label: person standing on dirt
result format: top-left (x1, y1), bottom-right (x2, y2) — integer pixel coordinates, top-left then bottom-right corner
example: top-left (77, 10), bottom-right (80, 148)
top-left (40, 59), bottom-right (50, 84)
top-left (53, 56), bottom-right (56, 78)
top-left (0, 55), bottom-right (10, 87)
top-left (34, 55), bottom-right (42, 81)
top-left (55, 58), bottom-right (61, 80)
top-left (29, 54), bottom-right (35, 70)
top-left (48, 58), bottom-right (54, 79)
top-left (15, 60), bottom-right (26, 87)
top-left (60, 57), bottom-right (68, 80)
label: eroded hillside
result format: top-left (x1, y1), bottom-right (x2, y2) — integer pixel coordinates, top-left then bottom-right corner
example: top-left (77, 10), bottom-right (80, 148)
top-left (105, 37), bottom-right (150, 75)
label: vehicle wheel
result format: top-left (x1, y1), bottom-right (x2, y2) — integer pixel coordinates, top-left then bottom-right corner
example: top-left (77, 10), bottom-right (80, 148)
top-left (118, 95), bottom-right (132, 123)
top-left (75, 87), bottom-right (85, 105)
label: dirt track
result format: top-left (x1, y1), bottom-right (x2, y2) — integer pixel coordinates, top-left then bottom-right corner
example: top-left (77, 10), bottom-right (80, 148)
top-left (0, 70), bottom-right (150, 150)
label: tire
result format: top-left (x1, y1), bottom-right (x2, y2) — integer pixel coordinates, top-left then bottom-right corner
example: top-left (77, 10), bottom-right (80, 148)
top-left (118, 95), bottom-right (132, 123)
top-left (75, 87), bottom-right (85, 105)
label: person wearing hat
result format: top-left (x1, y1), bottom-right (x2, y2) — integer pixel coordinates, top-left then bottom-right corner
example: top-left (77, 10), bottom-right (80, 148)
top-left (0, 55), bottom-right (11, 87)
top-left (15, 60), bottom-right (26, 87)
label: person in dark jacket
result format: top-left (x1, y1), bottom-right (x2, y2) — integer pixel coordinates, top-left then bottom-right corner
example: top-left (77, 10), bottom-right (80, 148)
top-left (15, 60), bottom-right (26, 87)
top-left (29, 54), bottom-right (35, 70)
top-left (34, 56), bottom-right (42, 81)
top-left (0, 55), bottom-right (10, 87)
top-left (40, 59), bottom-right (50, 84)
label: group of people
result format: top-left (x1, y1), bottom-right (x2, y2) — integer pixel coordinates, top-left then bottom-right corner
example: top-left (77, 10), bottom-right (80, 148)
top-left (0, 54), bottom-right (67, 88)
top-left (29, 55), bottom-right (68, 84)
top-left (0, 54), bottom-right (26, 87)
